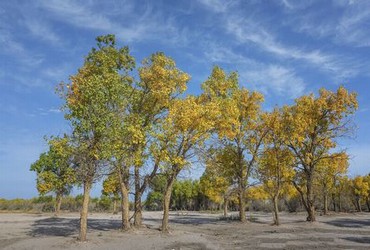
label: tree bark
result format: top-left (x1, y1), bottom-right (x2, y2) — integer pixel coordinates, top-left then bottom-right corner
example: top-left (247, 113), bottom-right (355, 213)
top-left (55, 192), bottom-right (62, 217)
top-left (134, 165), bottom-right (142, 227)
top-left (118, 166), bottom-right (131, 231)
top-left (238, 180), bottom-right (246, 222)
top-left (323, 192), bottom-right (328, 215)
top-left (366, 198), bottom-right (370, 212)
top-left (306, 176), bottom-right (316, 222)
top-left (113, 199), bottom-right (117, 215)
top-left (223, 197), bottom-right (228, 217)
top-left (356, 198), bottom-right (362, 212)
top-left (162, 176), bottom-right (176, 233)
top-left (273, 195), bottom-right (280, 226)
top-left (79, 181), bottom-right (92, 242)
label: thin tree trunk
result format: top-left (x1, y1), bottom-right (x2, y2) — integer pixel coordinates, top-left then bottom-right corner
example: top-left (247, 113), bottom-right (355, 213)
top-left (332, 193), bottom-right (336, 212)
top-left (223, 197), bottom-right (228, 217)
top-left (55, 192), bottom-right (62, 216)
top-left (366, 198), bottom-right (370, 212)
top-left (323, 192), bottom-right (328, 215)
top-left (162, 176), bottom-right (176, 233)
top-left (79, 181), bottom-right (92, 242)
top-left (306, 173), bottom-right (316, 222)
top-left (134, 165), bottom-right (143, 227)
top-left (273, 195), bottom-right (280, 226)
top-left (239, 180), bottom-right (246, 222)
top-left (113, 199), bottom-right (117, 215)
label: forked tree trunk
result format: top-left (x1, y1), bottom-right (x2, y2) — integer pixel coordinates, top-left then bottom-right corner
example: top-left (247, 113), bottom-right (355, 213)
top-left (55, 192), bottom-right (62, 216)
top-left (162, 177), bottom-right (176, 233)
top-left (272, 195), bottom-right (280, 226)
top-left (79, 181), bottom-right (92, 242)
top-left (223, 197), bottom-right (228, 217)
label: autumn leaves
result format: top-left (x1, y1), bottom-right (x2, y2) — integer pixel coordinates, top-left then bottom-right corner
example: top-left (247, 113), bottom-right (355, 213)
top-left (32, 35), bottom-right (358, 241)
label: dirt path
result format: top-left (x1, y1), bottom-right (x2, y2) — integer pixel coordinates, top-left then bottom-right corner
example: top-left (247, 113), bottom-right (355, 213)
top-left (0, 211), bottom-right (369, 249)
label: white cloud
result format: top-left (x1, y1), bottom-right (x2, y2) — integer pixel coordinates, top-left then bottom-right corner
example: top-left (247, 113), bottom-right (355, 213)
top-left (201, 42), bottom-right (306, 98)
top-left (24, 18), bottom-right (61, 44)
top-left (37, 0), bottom-right (188, 45)
top-left (225, 15), bottom-right (362, 80)
top-left (242, 65), bottom-right (306, 98)
top-left (197, 0), bottom-right (237, 13)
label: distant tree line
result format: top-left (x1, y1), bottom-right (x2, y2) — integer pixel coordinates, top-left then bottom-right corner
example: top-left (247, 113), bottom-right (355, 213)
top-left (29, 34), bottom-right (361, 241)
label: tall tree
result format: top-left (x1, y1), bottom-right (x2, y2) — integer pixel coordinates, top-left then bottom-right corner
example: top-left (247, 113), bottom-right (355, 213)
top-left (156, 95), bottom-right (215, 233)
top-left (201, 66), bottom-right (266, 222)
top-left (58, 34), bottom-right (135, 240)
top-left (258, 109), bottom-right (295, 225)
top-left (282, 86), bottom-right (358, 221)
top-left (129, 52), bottom-right (189, 227)
top-left (30, 135), bottom-right (76, 216)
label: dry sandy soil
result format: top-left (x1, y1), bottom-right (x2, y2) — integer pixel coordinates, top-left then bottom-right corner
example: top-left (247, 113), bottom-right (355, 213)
top-left (1, 211), bottom-right (370, 249)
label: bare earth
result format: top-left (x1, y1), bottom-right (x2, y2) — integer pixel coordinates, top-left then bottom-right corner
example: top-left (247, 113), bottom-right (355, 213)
top-left (1, 211), bottom-right (370, 249)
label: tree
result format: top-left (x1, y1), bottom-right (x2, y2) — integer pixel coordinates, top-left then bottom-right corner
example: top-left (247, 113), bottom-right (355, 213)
top-left (102, 173), bottom-right (121, 214)
top-left (156, 95), bottom-right (215, 233)
top-left (316, 153), bottom-right (348, 214)
top-left (30, 135), bottom-right (76, 216)
top-left (258, 109), bottom-right (295, 225)
top-left (58, 34), bottom-right (135, 240)
top-left (201, 66), bottom-right (266, 222)
top-left (129, 52), bottom-right (190, 227)
top-left (282, 86), bottom-right (358, 221)
top-left (351, 175), bottom-right (369, 212)
top-left (200, 164), bottom-right (234, 216)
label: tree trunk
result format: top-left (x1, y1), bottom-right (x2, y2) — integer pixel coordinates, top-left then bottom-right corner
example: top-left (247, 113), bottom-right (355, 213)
top-left (238, 181), bottom-right (246, 222)
top-left (273, 195), bottom-right (280, 226)
top-left (79, 181), bottom-right (92, 242)
top-left (306, 173), bottom-right (316, 222)
top-left (118, 166), bottom-right (131, 231)
top-left (223, 197), bottom-right (228, 217)
top-left (134, 193), bottom-right (143, 227)
top-left (55, 192), bottom-right (62, 217)
top-left (113, 199), bottom-right (117, 215)
top-left (162, 176), bottom-right (176, 233)
top-left (366, 198), bottom-right (370, 212)
top-left (356, 198), bottom-right (362, 212)
top-left (338, 193), bottom-right (342, 212)
top-left (134, 165), bottom-right (142, 227)
top-left (332, 193), bottom-right (336, 212)
top-left (323, 192), bottom-right (328, 215)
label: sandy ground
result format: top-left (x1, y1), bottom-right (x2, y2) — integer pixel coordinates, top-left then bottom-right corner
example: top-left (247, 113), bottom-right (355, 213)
top-left (1, 211), bottom-right (370, 249)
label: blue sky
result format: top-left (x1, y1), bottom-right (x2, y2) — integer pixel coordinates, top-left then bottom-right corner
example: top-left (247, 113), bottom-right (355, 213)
top-left (1, 0), bottom-right (369, 199)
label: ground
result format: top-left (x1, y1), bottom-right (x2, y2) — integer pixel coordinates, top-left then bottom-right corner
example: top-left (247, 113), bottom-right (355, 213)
top-left (1, 211), bottom-right (370, 249)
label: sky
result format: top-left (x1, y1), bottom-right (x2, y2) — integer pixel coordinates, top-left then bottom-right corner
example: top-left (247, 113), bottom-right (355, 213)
top-left (1, 0), bottom-right (370, 199)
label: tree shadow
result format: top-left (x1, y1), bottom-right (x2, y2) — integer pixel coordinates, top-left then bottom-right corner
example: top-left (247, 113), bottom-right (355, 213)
top-left (342, 236), bottom-right (370, 244)
top-left (324, 218), bottom-right (370, 228)
top-left (28, 217), bottom-right (122, 237)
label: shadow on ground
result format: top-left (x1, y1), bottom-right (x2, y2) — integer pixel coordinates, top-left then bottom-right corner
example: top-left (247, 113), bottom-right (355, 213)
top-left (324, 219), bottom-right (370, 228)
top-left (28, 217), bottom-right (122, 237)
top-left (342, 237), bottom-right (370, 244)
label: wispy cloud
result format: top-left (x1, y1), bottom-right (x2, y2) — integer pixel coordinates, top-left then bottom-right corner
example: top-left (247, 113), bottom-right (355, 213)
top-left (24, 18), bottom-right (61, 45)
top-left (224, 15), bottom-right (363, 80)
top-left (201, 42), bottom-right (306, 98)
top-left (197, 0), bottom-right (237, 13)
top-left (241, 64), bottom-right (306, 98)
top-left (37, 0), bottom-right (189, 45)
